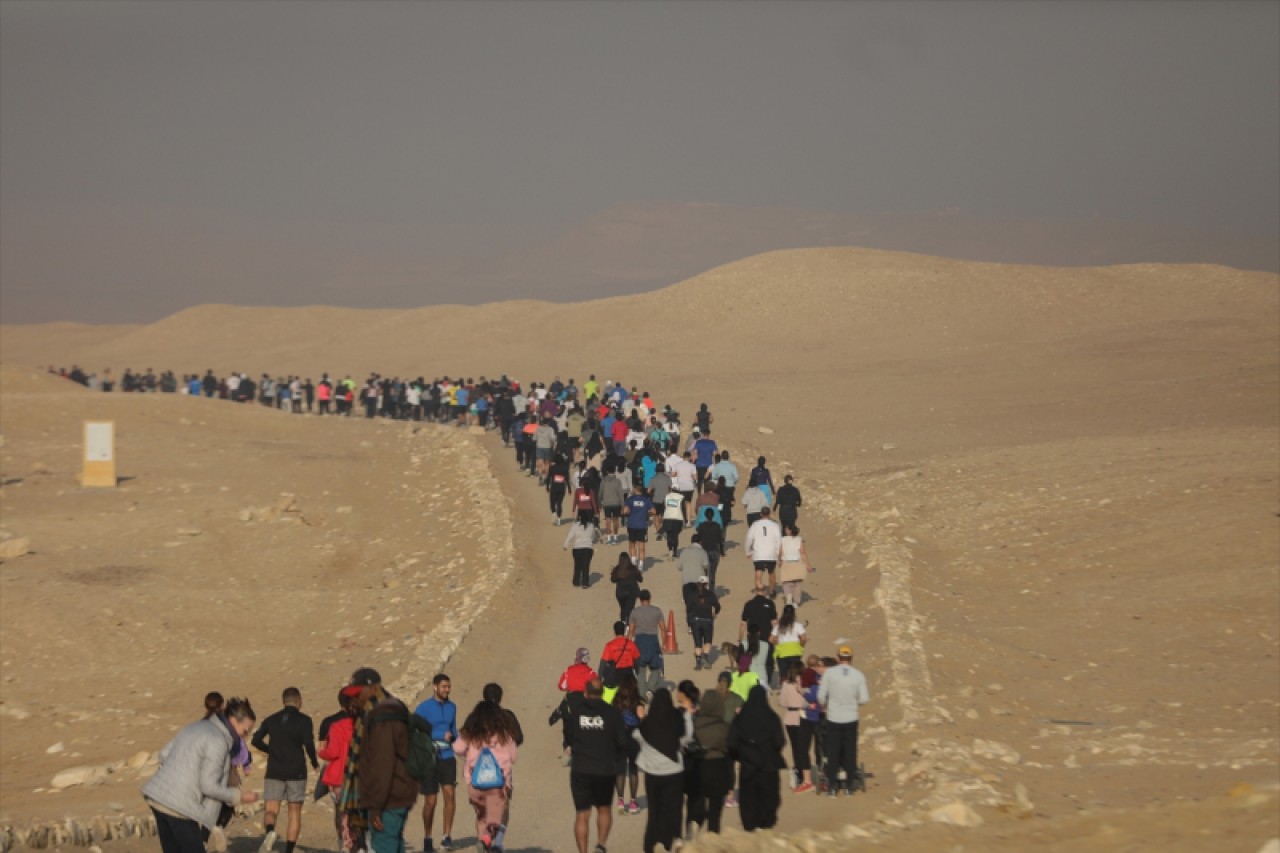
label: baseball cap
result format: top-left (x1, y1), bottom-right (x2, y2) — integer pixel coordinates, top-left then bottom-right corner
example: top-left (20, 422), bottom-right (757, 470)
top-left (350, 667), bottom-right (382, 686)
top-left (838, 645), bottom-right (853, 658)
top-left (717, 671), bottom-right (733, 684)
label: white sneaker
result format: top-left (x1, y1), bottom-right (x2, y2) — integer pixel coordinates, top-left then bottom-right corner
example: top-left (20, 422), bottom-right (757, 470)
top-left (259, 830), bottom-right (278, 853)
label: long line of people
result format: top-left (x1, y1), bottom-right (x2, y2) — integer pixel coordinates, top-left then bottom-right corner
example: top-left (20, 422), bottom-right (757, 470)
top-left (135, 370), bottom-right (870, 853)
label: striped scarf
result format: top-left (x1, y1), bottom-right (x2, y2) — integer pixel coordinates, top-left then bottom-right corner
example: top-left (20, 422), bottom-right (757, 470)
top-left (338, 686), bottom-right (386, 829)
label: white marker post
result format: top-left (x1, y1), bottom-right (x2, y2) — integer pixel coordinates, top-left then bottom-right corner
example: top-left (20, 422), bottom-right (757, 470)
top-left (82, 421), bottom-right (116, 487)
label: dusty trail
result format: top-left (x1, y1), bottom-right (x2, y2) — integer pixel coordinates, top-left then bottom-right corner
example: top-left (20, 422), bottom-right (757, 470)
top-left (430, 425), bottom-right (887, 852)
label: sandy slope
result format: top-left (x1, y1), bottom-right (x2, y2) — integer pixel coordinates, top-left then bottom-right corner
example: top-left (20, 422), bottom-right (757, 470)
top-left (1, 248), bottom-right (1277, 850)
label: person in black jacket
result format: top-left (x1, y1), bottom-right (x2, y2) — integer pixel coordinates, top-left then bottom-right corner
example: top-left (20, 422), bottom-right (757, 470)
top-left (566, 679), bottom-right (629, 853)
top-left (251, 687), bottom-right (318, 853)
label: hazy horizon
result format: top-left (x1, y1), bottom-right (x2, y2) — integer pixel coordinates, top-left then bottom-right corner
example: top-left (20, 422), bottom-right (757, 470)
top-left (2, 1), bottom-right (1277, 323)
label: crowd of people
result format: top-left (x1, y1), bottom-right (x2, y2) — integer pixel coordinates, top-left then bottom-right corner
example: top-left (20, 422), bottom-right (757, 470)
top-left (132, 371), bottom-right (872, 853)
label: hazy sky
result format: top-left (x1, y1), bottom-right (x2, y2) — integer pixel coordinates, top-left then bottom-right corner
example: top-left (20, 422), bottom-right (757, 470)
top-left (1, 0), bottom-right (1277, 321)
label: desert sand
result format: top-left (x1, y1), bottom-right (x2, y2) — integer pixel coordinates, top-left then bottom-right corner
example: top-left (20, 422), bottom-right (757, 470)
top-left (1, 247), bottom-right (1277, 851)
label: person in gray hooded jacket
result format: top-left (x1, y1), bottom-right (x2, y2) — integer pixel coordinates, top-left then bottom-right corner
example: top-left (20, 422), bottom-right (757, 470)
top-left (143, 697), bottom-right (260, 852)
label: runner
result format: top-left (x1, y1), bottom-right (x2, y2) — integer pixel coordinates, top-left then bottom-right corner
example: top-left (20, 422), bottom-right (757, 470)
top-left (621, 484), bottom-right (655, 568)
top-left (818, 646), bottom-right (871, 797)
top-left (563, 516), bottom-right (601, 589)
top-left (567, 678), bottom-right (629, 853)
top-left (745, 506), bottom-right (783, 599)
top-left (251, 688), bottom-right (318, 853)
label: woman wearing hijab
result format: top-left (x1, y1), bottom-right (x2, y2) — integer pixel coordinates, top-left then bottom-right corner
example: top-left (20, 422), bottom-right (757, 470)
top-left (632, 688), bottom-right (693, 853)
top-left (728, 685), bottom-right (787, 832)
top-left (691, 690), bottom-right (733, 833)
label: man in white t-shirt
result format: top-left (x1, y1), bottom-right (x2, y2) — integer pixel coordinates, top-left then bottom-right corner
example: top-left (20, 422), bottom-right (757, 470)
top-left (669, 452), bottom-right (699, 527)
top-left (744, 506), bottom-right (783, 598)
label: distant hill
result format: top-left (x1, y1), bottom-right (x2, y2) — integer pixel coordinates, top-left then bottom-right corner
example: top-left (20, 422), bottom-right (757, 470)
top-left (0, 200), bottom-right (1275, 323)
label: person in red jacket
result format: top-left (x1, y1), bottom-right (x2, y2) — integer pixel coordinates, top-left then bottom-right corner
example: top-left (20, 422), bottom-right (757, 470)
top-left (554, 649), bottom-right (598, 762)
top-left (599, 622), bottom-right (640, 687)
top-left (319, 689), bottom-right (360, 852)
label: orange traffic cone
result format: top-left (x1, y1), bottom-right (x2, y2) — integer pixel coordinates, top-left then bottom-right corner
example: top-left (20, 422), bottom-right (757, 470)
top-left (663, 609), bottom-right (680, 654)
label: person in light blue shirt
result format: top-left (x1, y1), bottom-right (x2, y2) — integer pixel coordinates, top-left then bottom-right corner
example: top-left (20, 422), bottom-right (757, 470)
top-left (817, 646), bottom-right (870, 796)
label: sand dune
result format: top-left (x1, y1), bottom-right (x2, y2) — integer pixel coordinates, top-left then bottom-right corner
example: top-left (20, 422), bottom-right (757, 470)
top-left (1, 248), bottom-right (1276, 850)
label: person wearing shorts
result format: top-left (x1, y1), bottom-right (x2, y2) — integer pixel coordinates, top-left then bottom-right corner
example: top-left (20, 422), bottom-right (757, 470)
top-left (251, 688), bottom-right (318, 853)
top-left (567, 679), bottom-right (629, 853)
top-left (415, 675), bottom-right (458, 851)
top-left (622, 485), bottom-right (655, 567)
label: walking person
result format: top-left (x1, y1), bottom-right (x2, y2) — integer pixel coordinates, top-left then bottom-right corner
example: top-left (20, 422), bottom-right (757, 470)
top-left (769, 604), bottom-right (808, 681)
top-left (548, 453), bottom-right (571, 524)
top-left (686, 577), bottom-right (721, 672)
top-left (633, 689), bottom-right (694, 853)
top-left (692, 690), bottom-right (732, 834)
top-left (610, 554), bottom-right (642, 624)
top-left (348, 668), bottom-right (418, 853)
top-left (142, 698), bottom-right (260, 853)
top-left (818, 645), bottom-right (871, 796)
top-left (567, 679), bottom-right (630, 853)
top-left (563, 516), bottom-right (601, 589)
top-left (415, 674), bottom-right (459, 852)
top-left (745, 506), bottom-right (783, 599)
top-left (773, 474), bottom-right (803, 530)
top-left (675, 681), bottom-right (705, 839)
top-left (779, 663), bottom-right (815, 794)
top-left (622, 483), bottom-right (656, 568)
top-left (610, 674), bottom-right (645, 816)
top-left (453, 700), bottom-right (519, 852)
top-left (318, 689), bottom-right (361, 852)
top-left (729, 685), bottom-right (787, 832)
top-left (627, 590), bottom-right (667, 699)
top-left (778, 524), bottom-right (811, 607)
top-left (252, 688), bottom-right (318, 853)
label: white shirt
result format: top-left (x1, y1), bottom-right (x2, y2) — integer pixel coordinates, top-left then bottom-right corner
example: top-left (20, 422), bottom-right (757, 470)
top-left (745, 518), bottom-right (783, 561)
top-left (671, 459), bottom-right (698, 492)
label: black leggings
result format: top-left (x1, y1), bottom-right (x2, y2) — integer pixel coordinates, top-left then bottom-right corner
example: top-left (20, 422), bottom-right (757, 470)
top-left (786, 724), bottom-right (811, 773)
top-left (550, 486), bottom-right (566, 517)
top-left (572, 548), bottom-right (593, 587)
top-left (643, 772), bottom-right (684, 853)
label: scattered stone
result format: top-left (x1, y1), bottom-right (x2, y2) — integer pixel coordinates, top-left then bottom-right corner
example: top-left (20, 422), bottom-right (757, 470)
top-left (1013, 782), bottom-right (1035, 816)
top-left (929, 800), bottom-right (984, 827)
top-left (126, 750), bottom-right (151, 769)
top-left (336, 506), bottom-right (353, 514)
top-left (51, 765), bottom-right (108, 790)
top-left (973, 738), bottom-right (1021, 764)
top-left (0, 537), bottom-right (31, 561)
top-left (881, 443), bottom-right (896, 451)
top-left (0, 704), bottom-right (31, 720)
top-left (758, 426), bottom-right (775, 435)
top-left (45, 742), bottom-right (64, 754)
top-left (176, 527), bottom-right (203, 537)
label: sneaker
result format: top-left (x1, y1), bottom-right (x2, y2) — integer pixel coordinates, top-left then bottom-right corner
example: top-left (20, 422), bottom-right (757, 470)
top-left (479, 835), bottom-right (491, 853)
top-left (423, 840), bottom-right (434, 853)
top-left (441, 836), bottom-right (453, 850)
top-left (794, 782), bottom-right (815, 794)
top-left (617, 797), bottom-right (627, 814)
top-left (627, 799), bottom-right (641, 814)
top-left (594, 846), bottom-right (607, 853)
top-left (724, 793), bottom-right (738, 808)
top-left (259, 831), bottom-right (278, 853)
top-left (827, 788), bottom-right (838, 798)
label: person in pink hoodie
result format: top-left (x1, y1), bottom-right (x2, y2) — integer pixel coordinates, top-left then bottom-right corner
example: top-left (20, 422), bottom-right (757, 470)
top-left (452, 700), bottom-right (520, 853)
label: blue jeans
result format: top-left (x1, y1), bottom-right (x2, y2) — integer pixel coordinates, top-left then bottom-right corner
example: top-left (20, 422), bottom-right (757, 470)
top-left (369, 806), bottom-right (409, 853)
